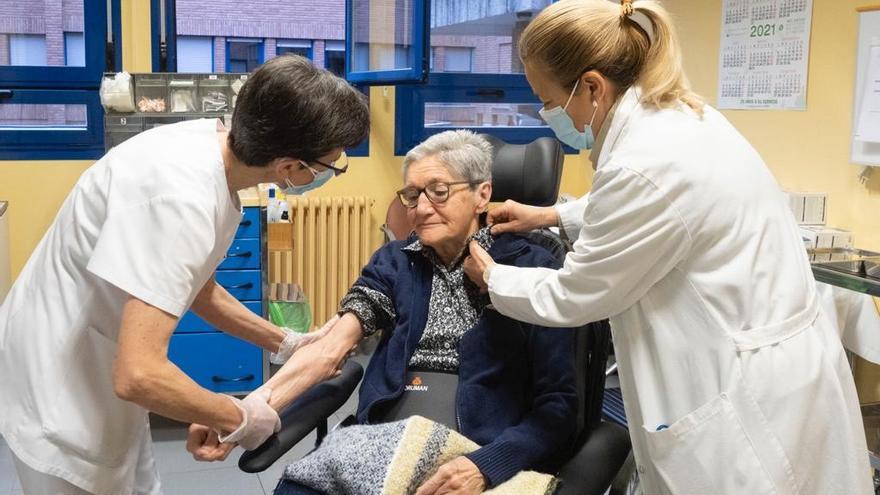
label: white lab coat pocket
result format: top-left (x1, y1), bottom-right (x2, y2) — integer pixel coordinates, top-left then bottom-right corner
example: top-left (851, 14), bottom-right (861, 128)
top-left (43, 326), bottom-right (146, 466)
top-left (641, 391), bottom-right (785, 495)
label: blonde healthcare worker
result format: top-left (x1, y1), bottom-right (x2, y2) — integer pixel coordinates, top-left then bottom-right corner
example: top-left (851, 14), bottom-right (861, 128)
top-left (0, 55), bottom-right (369, 495)
top-left (463, 1), bottom-right (872, 493)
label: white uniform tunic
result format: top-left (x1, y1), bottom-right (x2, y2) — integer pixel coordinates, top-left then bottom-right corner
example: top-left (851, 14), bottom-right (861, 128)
top-left (0, 119), bottom-right (242, 494)
top-left (488, 88), bottom-right (872, 494)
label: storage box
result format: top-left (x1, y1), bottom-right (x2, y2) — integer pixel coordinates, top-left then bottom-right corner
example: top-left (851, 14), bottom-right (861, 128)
top-left (104, 115), bottom-right (144, 151)
top-left (802, 226), bottom-right (853, 250)
top-left (199, 75), bottom-right (231, 113)
top-left (134, 74), bottom-right (168, 113)
top-left (168, 74), bottom-right (199, 113)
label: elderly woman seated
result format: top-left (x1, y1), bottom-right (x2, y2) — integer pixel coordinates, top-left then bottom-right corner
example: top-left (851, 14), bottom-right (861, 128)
top-left (275, 130), bottom-right (577, 495)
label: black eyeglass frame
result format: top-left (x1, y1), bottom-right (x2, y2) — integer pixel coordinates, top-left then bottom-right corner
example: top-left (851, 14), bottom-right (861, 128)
top-left (396, 180), bottom-right (483, 208)
top-left (307, 153), bottom-right (349, 176)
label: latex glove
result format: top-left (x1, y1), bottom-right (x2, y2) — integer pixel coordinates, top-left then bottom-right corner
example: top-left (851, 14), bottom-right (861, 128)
top-left (415, 456), bottom-right (487, 495)
top-left (270, 314), bottom-right (341, 364)
top-left (186, 424), bottom-right (235, 462)
top-left (216, 387), bottom-right (281, 450)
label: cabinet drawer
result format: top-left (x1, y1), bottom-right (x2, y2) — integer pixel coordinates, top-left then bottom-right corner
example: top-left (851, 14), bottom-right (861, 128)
top-left (216, 270), bottom-right (261, 301)
top-left (168, 333), bottom-right (263, 393)
top-left (175, 301), bottom-right (262, 334)
top-left (219, 238), bottom-right (260, 270)
top-left (236, 207), bottom-right (260, 239)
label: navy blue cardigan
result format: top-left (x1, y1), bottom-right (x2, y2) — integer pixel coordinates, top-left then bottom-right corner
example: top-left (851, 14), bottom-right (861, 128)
top-left (352, 233), bottom-right (578, 487)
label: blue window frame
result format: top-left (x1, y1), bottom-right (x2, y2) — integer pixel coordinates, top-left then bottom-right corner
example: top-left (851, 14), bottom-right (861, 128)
top-left (344, 0), bottom-right (429, 85)
top-left (277, 40), bottom-right (313, 60)
top-left (226, 39), bottom-right (264, 73)
top-left (391, 1), bottom-right (566, 155)
top-left (0, 0), bottom-right (110, 160)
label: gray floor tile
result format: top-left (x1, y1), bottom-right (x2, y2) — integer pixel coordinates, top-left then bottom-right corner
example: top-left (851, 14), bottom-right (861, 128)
top-left (160, 467), bottom-right (264, 495)
top-left (0, 442), bottom-right (18, 493)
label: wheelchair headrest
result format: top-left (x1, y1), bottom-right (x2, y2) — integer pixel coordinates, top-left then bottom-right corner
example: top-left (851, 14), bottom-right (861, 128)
top-left (479, 134), bottom-right (564, 207)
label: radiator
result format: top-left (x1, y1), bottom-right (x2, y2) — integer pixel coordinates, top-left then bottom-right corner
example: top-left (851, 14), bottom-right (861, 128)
top-left (269, 196), bottom-right (374, 328)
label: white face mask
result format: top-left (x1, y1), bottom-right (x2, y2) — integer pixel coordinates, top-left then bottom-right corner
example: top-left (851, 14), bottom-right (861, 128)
top-left (282, 162), bottom-right (333, 195)
top-left (538, 79), bottom-right (598, 150)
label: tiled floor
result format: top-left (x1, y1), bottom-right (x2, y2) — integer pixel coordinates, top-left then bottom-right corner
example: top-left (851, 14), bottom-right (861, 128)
top-left (0, 355), bottom-right (366, 495)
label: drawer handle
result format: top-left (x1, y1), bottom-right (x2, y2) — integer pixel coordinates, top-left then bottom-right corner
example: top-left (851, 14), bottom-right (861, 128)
top-left (223, 282), bottom-right (254, 290)
top-left (211, 373), bottom-right (255, 383)
top-left (0, 90), bottom-right (13, 100)
top-left (226, 251), bottom-right (253, 258)
top-left (239, 220), bottom-right (253, 227)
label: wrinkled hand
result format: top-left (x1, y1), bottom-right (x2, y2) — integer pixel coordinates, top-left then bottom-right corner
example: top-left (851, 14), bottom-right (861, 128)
top-left (186, 424), bottom-right (236, 462)
top-left (415, 456), bottom-right (487, 495)
top-left (463, 241), bottom-right (496, 293)
top-left (271, 314), bottom-right (341, 364)
top-left (487, 200), bottom-right (556, 235)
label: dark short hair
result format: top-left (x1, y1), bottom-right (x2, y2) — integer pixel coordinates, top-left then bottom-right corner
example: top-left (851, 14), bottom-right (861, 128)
top-left (229, 54), bottom-right (370, 167)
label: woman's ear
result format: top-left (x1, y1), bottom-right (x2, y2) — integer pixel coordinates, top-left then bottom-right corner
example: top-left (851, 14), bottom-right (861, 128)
top-left (274, 157), bottom-right (302, 183)
top-left (475, 181), bottom-right (492, 213)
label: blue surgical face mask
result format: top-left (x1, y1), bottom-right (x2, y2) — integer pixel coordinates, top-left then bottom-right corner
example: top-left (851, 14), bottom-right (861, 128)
top-left (538, 79), bottom-right (598, 150)
top-left (282, 162), bottom-right (333, 195)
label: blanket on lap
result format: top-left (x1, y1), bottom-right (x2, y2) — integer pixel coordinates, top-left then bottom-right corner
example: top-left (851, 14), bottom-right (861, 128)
top-left (282, 416), bottom-right (557, 495)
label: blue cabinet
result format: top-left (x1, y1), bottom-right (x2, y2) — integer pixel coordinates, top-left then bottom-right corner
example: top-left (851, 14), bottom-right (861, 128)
top-left (169, 206), bottom-right (266, 393)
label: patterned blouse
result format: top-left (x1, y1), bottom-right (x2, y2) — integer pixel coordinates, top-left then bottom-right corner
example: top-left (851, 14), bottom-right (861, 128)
top-left (339, 226), bottom-right (494, 372)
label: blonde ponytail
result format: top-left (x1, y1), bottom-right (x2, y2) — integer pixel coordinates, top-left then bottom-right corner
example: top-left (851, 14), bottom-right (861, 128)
top-left (519, 0), bottom-right (704, 115)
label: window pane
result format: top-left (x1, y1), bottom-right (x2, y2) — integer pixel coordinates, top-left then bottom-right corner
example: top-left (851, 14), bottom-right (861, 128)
top-left (0, 103), bottom-right (87, 128)
top-left (277, 40), bottom-right (312, 60)
top-left (177, 36), bottom-right (214, 72)
top-left (325, 42), bottom-right (345, 77)
top-left (430, 0), bottom-right (552, 74)
top-left (1, 0), bottom-right (87, 67)
top-left (424, 102), bottom-right (544, 128)
top-left (350, 0), bottom-right (415, 72)
top-left (226, 39), bottom-right (263, 72)
top-left (64, 32), bottom-right (85, 67)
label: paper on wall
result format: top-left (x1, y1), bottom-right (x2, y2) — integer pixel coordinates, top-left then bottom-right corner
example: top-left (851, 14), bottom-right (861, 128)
top-left (718, 0), bottom-right (813, 111)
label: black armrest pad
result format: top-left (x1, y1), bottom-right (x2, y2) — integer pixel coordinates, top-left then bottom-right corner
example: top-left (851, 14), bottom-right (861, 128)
top-left (555, 421), bottom-right (631, 495)
top-left (238, 360), bottom-right (364, 473)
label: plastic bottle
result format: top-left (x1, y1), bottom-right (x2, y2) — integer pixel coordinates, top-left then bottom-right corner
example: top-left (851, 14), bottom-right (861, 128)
top-left (267, 187), bottom-right (281, 223)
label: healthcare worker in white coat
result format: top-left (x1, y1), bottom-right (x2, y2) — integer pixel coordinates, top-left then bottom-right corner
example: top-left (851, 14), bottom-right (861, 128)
top-left (464, 1), bottom-right (872, 493)
top-left (0, 55), bottom-right (368, 495)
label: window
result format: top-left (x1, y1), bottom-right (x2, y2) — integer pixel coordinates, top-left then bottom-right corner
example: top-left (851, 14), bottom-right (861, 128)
top-left (64, 33), bottom-right (86, 67)
top-left (277, 40), bottom-right (312, 60)
top-left (431, 46), bottom-right (473, 73)
top-left (177, 36), bottom-right (214, 72)
top-left (394, 1), bottom-right (564, 155)
top-left (227, 39), bottom-right (264, 73)
top-left (9, 35), bottom-right (47, 66)
top-left (152, 0), bottom-right (369, 157)
top-left (0, 0), bottom-right (109, 159)
top-left (324, 40), bottom-right (345, 77)
top-left (346, 0), bottom-right (428, 84)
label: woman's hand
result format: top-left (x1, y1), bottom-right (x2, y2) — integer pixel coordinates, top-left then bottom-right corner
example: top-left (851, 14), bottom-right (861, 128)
top-left (415, 456), bottom-right (487, 495)
top-left (186, 424), bottom-right (236, 462)
top-left (464, 241), bottom-right (497, 292)
top-left (487, 200), bottom-right (558, 235)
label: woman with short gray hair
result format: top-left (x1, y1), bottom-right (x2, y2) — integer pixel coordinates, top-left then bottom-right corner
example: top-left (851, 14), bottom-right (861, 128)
top-left (272, 129), bottom-right (578, 495)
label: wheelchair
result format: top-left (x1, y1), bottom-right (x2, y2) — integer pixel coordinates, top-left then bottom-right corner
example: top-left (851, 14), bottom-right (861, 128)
top-left (239, 136), bottom-right (633, 494)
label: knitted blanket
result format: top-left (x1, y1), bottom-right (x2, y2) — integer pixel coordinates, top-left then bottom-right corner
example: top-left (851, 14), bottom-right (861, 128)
top-left (282, 415), bottom-right (557, 495)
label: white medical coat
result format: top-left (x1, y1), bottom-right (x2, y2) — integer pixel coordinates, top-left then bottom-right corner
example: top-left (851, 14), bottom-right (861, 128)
top-left (487, 88), bottom-right (872, 494)
top-left (0, 119), bottom-right (242, 494)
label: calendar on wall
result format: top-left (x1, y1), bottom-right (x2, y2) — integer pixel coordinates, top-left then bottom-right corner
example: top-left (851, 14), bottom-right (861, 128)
top-left (718, 0), bottom-right (813, 110)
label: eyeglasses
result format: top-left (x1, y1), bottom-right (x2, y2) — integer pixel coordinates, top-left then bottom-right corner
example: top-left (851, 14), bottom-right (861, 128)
top-left (396, 181), bottom-right (481, 208)
top-left (308, 152), bottom-right (349, 176)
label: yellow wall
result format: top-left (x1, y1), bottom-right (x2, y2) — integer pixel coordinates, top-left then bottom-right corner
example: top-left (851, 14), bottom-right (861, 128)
top-left (666, 0), bottom-right (880, 251)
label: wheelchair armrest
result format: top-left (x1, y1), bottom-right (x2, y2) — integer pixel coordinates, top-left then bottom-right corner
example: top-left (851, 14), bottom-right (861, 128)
top-left (555, 421), bottom-right (631, 495)
top-left (238, 360), bottom-right (364, 473)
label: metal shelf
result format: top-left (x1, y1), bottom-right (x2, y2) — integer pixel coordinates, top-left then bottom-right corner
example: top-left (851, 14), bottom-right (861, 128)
top-left (811, 265), bottom-right (880, 297)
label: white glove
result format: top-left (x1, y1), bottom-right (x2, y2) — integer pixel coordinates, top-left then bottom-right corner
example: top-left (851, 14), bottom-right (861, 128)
top-left (217, 387), bottom-right (281, 450)
top-left (270, 315), bottom-right (341, 365)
